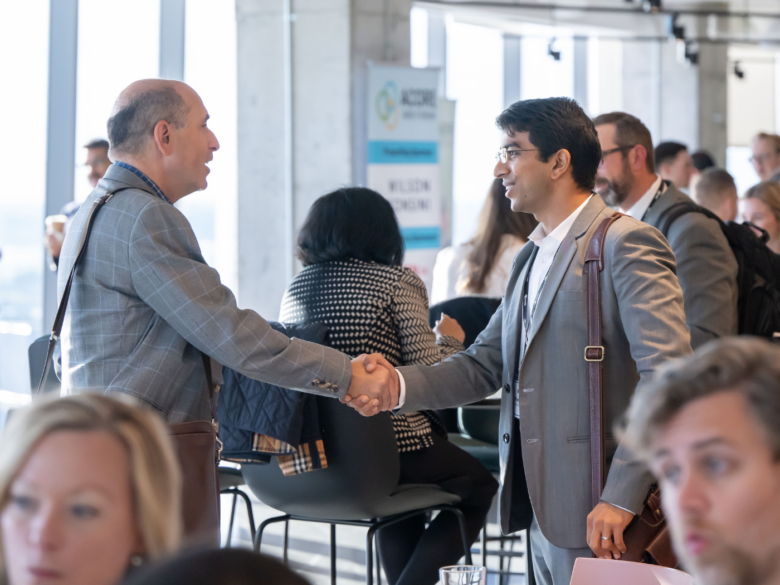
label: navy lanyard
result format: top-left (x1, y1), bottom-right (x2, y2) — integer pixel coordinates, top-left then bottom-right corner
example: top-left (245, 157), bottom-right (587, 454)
top-left (639, 180), bottom-right (669, 222)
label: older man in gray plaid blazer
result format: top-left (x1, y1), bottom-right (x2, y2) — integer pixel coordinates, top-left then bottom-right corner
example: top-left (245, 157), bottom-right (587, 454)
top-left (57, 80), bottom-right (393, 423)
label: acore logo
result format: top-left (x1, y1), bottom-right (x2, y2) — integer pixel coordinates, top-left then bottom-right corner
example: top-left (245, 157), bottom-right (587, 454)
top-left (375, 80), bottom-right (399, 131)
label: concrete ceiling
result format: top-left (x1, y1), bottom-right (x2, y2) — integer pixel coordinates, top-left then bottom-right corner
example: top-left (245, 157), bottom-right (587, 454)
top-left (415, 0), bottom-right (780, 44)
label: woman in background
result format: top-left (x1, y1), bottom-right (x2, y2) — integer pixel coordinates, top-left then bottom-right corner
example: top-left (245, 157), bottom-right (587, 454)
top-left (281, 187), bottom-right (498, 585)
top-left (742, 181), bottom-right (780, 255)
top-left (0, 394), bottom-right (181, 585)
top-left (431, 178), bottom-right (538, 305)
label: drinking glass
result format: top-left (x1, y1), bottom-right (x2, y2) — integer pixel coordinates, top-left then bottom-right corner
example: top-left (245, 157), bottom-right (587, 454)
top-left (439, 565), bottom-right (486, 585)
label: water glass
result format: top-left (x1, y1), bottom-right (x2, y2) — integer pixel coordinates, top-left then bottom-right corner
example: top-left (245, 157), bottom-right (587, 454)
top-left (439, 565), bottom-right (486, 585)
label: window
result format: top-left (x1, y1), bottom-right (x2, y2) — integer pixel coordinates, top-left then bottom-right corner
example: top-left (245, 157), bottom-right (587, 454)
top-left (177, 0), bottom-right (239, 295)
top-left (0, 0), bottom-right (50, 394)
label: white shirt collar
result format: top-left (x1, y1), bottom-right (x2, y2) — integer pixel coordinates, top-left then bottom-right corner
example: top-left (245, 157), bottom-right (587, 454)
top-left (624, 175), bottom-right (663, 220)
top-left (528, 195), bottom-right (593, 248)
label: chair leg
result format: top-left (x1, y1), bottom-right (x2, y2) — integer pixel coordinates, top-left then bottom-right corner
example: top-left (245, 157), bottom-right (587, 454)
top-left (233, 488), bottom-right (256, 542)
top-left (481, 523), bottom-right (487, 569)
top-left (366, 525), bottom-right (377, 585)
top-left (376, 545), bottom-right (382, 585)
top-left (225, 493), bottom-right (238, 547)
top-left (526, 531), bottom-right (536, 585)
top-left (330, 524), bottom-right (337, 585)
top-left (283, 520), bottom-right (290, 566)
top-left (448, 507), bottom-right (473, 565)
top-left (254, 514), bottom-right (291, 553)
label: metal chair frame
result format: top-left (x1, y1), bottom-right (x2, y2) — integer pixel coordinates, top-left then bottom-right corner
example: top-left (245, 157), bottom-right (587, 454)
top-left (220, 486), bottom-right (256, 547)
top-left (254, 504), bottom-right (473, 585)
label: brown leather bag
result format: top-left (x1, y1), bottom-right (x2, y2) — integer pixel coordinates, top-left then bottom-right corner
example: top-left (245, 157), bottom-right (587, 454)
top-left (584, 212), bottom-right (678, 568)
top-left (38, 190), bottom-right (221, 548)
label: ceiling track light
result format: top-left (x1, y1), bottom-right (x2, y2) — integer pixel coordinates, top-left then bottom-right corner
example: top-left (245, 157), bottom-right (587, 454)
top-left (734, 61), bottom-right (745, 79)
top-left (667, 12), bottom-right (685, 41)
top-left (548, 38), bottom-right (561, 61)
top-left (643, 0), bottom-right (662, 13)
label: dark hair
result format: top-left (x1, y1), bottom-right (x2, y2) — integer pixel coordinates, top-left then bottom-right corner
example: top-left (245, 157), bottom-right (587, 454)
top-left (462, 179), bottom-right (538, 293)
top-left (622, 337), bottom-right (780, 461)
top-left (654, 141), bottom-right (688, 168)
top-left (297, 187), bottom-right (404, 267)
top-left (495, 98), bottom-right (602, 192)
top-left (691, 150), bottom-right (716, 171)
top-left (592, 112), bottom-right (655, 173)
top-left (107, 87), bottom-right (188, 156)
top-left (84, 138), bottom-right (109, 151)
top-left (122, 549), bottom-right (310, 585)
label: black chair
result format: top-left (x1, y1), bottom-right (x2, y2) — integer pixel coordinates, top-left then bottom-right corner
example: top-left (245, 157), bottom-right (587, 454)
top-left (28, 335), bottom-right (60, 394)
top-left (243, 395), bottom-right (473, 585)
top-left (219, 466), bottom-right (256, 547)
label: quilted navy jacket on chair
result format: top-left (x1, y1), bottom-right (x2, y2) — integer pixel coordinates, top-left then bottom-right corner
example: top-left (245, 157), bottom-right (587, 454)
top-left (218, 322), bottom-right (330, 463)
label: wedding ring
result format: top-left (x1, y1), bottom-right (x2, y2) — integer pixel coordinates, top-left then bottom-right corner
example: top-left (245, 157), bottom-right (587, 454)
top-left (601, 536), bottom-right (613, 541)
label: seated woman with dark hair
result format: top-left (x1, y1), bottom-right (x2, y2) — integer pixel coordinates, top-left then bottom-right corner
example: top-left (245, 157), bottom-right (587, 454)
top-left (281, 187), bottom-right (498, 585)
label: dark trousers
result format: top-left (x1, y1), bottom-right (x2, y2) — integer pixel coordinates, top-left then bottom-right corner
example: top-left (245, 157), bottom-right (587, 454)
top-left (376, 433), bottom-right (499, 585)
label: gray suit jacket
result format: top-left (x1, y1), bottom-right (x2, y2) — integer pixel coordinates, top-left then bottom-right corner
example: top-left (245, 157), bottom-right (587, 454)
top-left (643, 184), bottom-right (738, 349)
top-left (57, 165), bottom-right (352, 423)
top-left (398, 195), bottom-right (692, 548)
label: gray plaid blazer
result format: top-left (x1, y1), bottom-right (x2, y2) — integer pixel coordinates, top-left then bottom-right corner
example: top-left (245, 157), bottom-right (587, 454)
top-left (57, 164), bottom-right (352, 423)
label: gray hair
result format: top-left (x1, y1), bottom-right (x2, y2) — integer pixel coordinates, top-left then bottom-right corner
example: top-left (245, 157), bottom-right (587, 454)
top-left (107, 87), bottom-right (189, 156)
top-left (622, 337), bottom-right (780, 461)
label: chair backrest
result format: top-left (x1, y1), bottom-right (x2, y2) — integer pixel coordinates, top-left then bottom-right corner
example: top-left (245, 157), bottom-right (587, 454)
top-left (458, 407), bottom-right (499, 445)
top-left (241, 395), bottom-right (401, 521)
top-left (570, 558), bottom-right (693, 585)
top-left (429, 296), bottom-right (502, 349)
top-left (28, 335), bottom-right (61, 395)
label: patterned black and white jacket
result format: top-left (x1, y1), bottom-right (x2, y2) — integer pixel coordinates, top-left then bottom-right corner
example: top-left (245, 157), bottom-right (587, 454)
top-left (281, 258), bottom-right (464, 452)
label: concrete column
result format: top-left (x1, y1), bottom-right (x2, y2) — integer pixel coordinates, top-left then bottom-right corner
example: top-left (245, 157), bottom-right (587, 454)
top-left (43, 0), bottom-right (78, 332)
top-left (159, 0), bottom-right (186, 81)
top-left (503, 35), bottom-right (521, 108)
top-left (573, 36), bottom-right (588, 113)
top-left (622, 36), bottom-right (727, 166)
top-left (236, 0), bottom-right (411, 319)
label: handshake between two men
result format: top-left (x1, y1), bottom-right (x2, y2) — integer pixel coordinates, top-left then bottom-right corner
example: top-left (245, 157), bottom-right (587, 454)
top-left (344, 354), bottom-right (401, 416)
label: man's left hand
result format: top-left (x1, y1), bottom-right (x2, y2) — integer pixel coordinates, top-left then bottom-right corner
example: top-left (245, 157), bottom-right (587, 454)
top-left (586, 501), bottom-right (634, 560)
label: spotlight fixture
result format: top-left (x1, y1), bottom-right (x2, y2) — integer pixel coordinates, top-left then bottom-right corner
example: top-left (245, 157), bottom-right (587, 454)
top-left (685, 41), bottom-right (699, 65)
top-left (734, 61), bottom-right (745, 79)
top-left (643, 0), bottom-right (662, 13)
top-left (667, 13), bottom-right (685, 41)
top-left (548, 38), bottom-right (561, 61)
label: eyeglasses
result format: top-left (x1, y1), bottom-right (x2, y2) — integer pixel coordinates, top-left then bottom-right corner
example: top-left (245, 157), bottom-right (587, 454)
top-left (601, 145), bottom-right (636, 159)
top-left (749, 152), bottom-right (779, 164)
top-left (495, 147), bottom-right (540, 164)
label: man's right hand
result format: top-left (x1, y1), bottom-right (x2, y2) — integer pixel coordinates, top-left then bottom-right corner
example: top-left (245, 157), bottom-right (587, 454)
top-left (343, 354), bottom-right (399, 415)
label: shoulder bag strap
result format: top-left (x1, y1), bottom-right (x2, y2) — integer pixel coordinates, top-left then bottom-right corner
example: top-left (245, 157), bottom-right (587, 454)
top-left (584, 212), bottom-right (624, 510)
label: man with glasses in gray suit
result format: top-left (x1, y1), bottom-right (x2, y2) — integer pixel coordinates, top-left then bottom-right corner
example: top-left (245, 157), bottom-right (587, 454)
top-left (57, 79), bottom-right (396, 424)
top-left (349, 98), bottom-right (692, 585)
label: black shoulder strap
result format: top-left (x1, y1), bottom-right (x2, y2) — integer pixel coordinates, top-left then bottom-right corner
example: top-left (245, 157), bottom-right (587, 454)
top-left (36, 189), bottom-right (215, 408)
top-left (658, 201), bottom-right (725, 238)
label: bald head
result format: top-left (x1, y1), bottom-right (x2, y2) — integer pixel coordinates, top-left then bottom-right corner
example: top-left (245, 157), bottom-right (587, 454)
top-left (107, 79), bottom-right (192, 158)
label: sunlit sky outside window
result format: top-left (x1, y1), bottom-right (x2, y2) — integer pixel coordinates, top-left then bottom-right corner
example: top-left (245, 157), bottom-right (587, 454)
top-left (0, 0), bottom-right (49, 394)
top-left (74, 0), bottom-right (160, 202)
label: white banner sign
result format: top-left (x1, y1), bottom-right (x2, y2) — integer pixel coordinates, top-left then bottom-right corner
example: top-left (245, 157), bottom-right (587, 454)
top-left (367, 65), bottom-right (441, 290)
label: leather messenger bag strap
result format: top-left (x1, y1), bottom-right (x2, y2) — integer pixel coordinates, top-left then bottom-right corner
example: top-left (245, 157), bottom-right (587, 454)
top-left (584, 212), bottom-right (624, 510)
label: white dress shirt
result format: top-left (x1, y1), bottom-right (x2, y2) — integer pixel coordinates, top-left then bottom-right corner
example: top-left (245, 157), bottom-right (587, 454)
top-left (623, 175), bottom-right (662, 220)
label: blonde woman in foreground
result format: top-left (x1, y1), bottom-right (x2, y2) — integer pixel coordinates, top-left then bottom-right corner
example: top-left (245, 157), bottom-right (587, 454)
top-left (0, 394), bottom-right (182, 585)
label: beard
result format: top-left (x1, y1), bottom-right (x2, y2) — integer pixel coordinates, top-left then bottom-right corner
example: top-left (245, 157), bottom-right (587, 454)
top-left (598, 156), bottom-right (635, 208)
top-left (672, 524), bottom-right (780, 585)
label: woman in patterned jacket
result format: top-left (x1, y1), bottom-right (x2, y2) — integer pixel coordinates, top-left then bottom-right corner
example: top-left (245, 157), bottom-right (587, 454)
top-left (281, 187), bottom-right (499, 585)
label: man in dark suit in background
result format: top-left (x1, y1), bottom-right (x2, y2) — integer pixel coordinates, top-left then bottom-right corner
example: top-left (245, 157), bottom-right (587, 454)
top-left (594, 112), bottom-right (738, 349)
